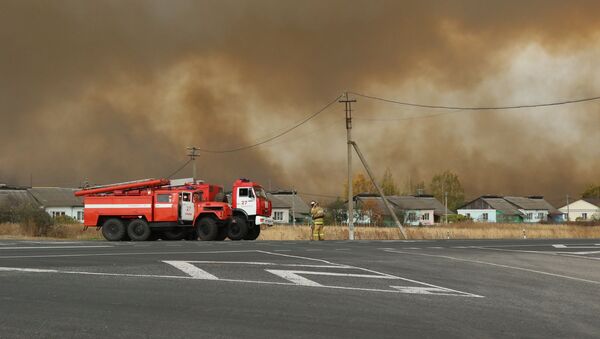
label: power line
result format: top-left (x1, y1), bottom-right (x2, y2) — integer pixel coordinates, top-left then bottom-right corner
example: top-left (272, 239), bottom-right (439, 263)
top-left (350, 91), bottom-right (600, 110)
top-left (166, 159), bottom-right (192, 179)
top-left (195, 95), bottom-right (342, 153)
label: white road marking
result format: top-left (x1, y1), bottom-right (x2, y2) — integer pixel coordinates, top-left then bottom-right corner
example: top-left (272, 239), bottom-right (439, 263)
top-left (0, 250), bottom-right (482, 298)
top-left (384, 249), bottom-right (600, 286)
top-left (0, 250), bottom-right (258, 260)
top-left (273, 249), bottom-right (291, 252)
top-left (0, 246), bottom-right (113, 250)
top-left (553, 244), bottom-right (600, 249)
top-left (265, 270), bottom-right (323, 286)
top-left (163, 261), bottom-right (219, 280)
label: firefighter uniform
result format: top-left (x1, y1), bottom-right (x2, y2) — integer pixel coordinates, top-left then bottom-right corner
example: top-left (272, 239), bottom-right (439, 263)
top-left (310, 202), bottom-right (325, 241)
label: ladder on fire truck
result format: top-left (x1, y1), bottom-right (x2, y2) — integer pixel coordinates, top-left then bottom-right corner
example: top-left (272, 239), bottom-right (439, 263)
top-left (75, 178), bottom-right (170, 196)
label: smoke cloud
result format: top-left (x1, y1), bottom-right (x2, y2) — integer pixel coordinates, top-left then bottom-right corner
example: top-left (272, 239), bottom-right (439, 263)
top-left (1, 0), bottom-right (600, 205)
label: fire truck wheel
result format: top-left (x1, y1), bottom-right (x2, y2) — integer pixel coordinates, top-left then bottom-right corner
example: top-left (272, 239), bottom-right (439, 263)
top-left (196, 217), bottom-right (219, 241)
top-left (127, 219), bottom-right (151, 241)
top-left (244, 226), bottom-right (261, 240)
top-left (101, 218), bottom-right (127, 241)
top-left (215, 227), bottom-right (227, 241)
top-left (228, 215), bottom-right (248, 241)
top-left (163, 228), bottom-right (187, 241)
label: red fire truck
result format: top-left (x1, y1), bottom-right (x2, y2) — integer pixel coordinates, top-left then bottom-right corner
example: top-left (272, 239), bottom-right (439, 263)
top-left (74, 178), bottom-right (272, 241)
top-left (230, 178), bottom-right (274, 240)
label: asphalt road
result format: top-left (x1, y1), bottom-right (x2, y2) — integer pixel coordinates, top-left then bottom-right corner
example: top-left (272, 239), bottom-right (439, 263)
top-left (1, 238), bottom-right (600, 338)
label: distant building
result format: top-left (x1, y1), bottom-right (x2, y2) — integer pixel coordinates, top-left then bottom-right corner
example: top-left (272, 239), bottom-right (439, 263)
top-left (28, 187), bottom-right (84, 222)
top-left (559, 198), bottom-right (600, 221)
top-left (457, 195), bottom-right (561, 223)
top-left (268, 191), bottom-right (311, 224)
top-left (353, 194), bottom-right (450, 226)
top-left (0, 185), bottom-right (84, 223)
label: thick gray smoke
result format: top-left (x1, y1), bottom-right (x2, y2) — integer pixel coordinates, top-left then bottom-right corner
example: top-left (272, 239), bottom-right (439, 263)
top-left (1, 0), bottom-right (600, 205)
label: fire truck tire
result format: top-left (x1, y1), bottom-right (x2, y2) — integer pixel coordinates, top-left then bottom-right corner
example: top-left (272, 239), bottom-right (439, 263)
top-left (228, 215), bottom-right (248, 241)
top-left (197, 217), bottom-right (219, 241)
top-left (215, 227), bottom-right (227, 241)
top-left (127, 219), bottom-right (151, 241)
top-left (185, 228), bottom-right (198, 241)
top-left (244, 226), bottom-right (261, 240)
top-left (163, 228), bottom-right (187, 241)
top-left (101, 218), bottom-right (127, 241)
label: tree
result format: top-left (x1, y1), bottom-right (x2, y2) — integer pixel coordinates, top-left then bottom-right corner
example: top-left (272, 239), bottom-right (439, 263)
top-left (380, 168), bottom-right (399, 196)
top-left (342, 173), bottom-right (376, 199)
top-left (581, 184), bottom-right (600, 199)
top-left (429, 170), bottom-right (465, 212)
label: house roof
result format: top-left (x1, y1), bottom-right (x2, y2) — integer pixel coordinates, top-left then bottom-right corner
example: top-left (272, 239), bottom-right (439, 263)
top-left (504, 196), bottom-right (560, 214)
top-left (460, 195), bottom-right (560, 216)
top-left (27, 187), bottom-right (83, 207)
top-left (268, 192), bottom-right (311, 214)
top-left (582, 198), bottom-right (600, 208)
top-left (355, 195), bottom-right (451, 216)
top-left (481, 197), bottom-right (523, 216)
top-left (0, 188), bottom-right (37, 206)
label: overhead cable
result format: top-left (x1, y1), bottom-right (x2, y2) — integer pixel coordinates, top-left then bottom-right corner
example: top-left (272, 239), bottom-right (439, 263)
top-left (350, 91), bottom-right (600, 110)
top-left (195, 95), bottom-right (342, 153)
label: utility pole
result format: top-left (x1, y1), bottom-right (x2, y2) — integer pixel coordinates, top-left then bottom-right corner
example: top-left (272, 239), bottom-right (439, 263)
top-left (340, 93), bottom-right (357, 240)
top-left (186, 147), bottom-right (200, 182)
top-left (444, 191), bottom-right (448, 224)
top-left (350, 141), bottom-right (407, 239)
top-left (292, 187), bottom-right (296, 227)
top-left (566, 194), bottom-right (570, 223)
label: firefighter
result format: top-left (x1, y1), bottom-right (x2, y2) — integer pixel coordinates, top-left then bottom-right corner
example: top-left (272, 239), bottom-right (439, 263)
top-left (310, 201), bottom-right (325, 241)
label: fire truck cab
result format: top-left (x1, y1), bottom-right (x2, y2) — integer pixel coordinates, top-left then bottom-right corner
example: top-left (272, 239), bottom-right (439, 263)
top-left (229, 179), bottom-right (273, 241)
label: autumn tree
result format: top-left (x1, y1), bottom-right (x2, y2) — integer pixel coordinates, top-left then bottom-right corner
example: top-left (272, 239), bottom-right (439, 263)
top-left (429, 170), bottom-right (465, 212)
top-left (581, 184), bottom-right (600, 199)
top-left (342, 173), bottom-right (376, 199)
top-left (380, 167), bottom-right (399, 196)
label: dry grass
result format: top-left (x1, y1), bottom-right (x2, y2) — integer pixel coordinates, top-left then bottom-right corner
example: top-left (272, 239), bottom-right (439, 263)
top-left (3, 222), bottom-right (600, 241)
top-left (0, 222), bottom-right (102, 240)
top-left (259, 223), bottom-right (600, 240)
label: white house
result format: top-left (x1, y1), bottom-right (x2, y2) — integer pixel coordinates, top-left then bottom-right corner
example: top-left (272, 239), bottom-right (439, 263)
top-left (458, 195), bottom-right (561, 223)
top-left (28, 187), bottom-right (84, 223)
top-left (353, 194), bottom-right (449, 226)
top-left (559, 198), bottom-right (600, 221)
top-left (268, 191), bottom-right (311, 224)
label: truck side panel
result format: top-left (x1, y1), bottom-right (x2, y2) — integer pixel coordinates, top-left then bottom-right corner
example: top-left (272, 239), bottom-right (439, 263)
top-left (83, 195), bottom-right (153, 227)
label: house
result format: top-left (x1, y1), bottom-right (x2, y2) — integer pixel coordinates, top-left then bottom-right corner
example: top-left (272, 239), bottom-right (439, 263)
top-left (353, 194), bottom-right (450, 226)
top-left (0, 185), bottom-right (36, 207)
top-left (267, 191), bottom-right (311, 224)
top-left (457, 195), bottom-right (561, 223)
top-left (559, 198), bottom-right (600, 221)
top-left (27, 187), bottom-right (84, 222)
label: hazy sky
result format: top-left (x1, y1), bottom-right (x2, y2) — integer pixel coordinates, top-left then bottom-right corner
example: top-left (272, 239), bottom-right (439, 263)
top-left (1, 0), bottom-right (599, 205)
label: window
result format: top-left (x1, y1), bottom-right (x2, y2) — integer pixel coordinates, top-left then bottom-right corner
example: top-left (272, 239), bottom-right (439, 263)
top-left (421, 213), bottom-right (429, 221)
top-left (193, 192), bottom-right (202, 202)
top-left (407, 212), bottom-right (417, 222)
top-left (582, 213), bottom-right (588, 220)
top-left (527, 213), bottom-right (533, 220)
top-left (274, 211), bottom-right (284, 221)
top-left (537, 212), bottom-right (544, 219)
top-left (239, 188), bottom-right (249, 197)
top-left (253, 187), bottom-right (267, 199)
top-left (157, 194), bottom-right (171, 203)
top-left (482, 213), bottom-right (488, 221)
top-left (466, 213), bottom-right (471, 219)
top-left (182, 193), bottom-right (191, 202)
top-left (77, 211), bottom-right (84, 221)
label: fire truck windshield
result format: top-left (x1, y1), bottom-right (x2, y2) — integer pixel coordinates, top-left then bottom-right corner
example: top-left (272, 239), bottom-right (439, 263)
top-left (253, 187), bottom-right (267, 199)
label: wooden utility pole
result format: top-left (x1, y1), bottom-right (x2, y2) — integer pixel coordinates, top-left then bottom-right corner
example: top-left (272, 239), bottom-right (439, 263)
top-left (340, 93), bottom-right (357, 240)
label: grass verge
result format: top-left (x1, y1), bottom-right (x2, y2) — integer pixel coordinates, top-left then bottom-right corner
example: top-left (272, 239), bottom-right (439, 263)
top-left (2, 222), bottom-right (600, 241)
